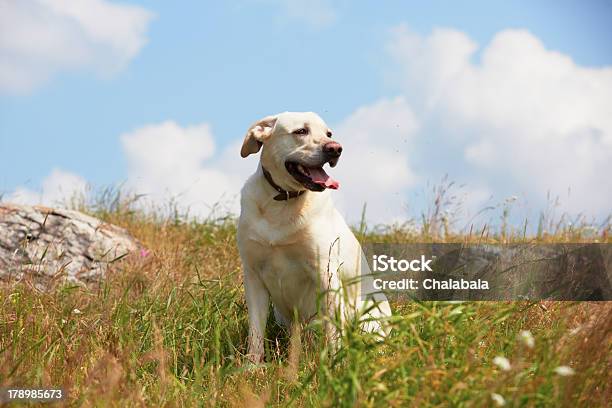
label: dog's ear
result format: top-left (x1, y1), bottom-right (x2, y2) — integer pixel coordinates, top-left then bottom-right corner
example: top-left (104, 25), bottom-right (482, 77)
top-left (240, 115), bottom-right (278, 158)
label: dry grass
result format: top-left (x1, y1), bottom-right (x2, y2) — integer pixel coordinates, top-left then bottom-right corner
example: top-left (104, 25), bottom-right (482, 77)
top-left (0, 192), bottom-right (610, 406)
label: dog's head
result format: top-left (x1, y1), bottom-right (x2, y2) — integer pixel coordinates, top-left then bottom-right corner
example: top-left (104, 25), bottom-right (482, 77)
top-left (241, 112), bottom-right (341, 192)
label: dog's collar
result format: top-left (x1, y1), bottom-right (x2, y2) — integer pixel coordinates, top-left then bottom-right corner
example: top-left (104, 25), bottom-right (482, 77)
top-left (261, 166), bottom-right (305, 201)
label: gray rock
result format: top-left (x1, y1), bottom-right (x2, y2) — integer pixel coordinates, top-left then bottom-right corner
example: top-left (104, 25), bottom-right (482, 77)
top-left (0, 203), bottom-right (140, 288)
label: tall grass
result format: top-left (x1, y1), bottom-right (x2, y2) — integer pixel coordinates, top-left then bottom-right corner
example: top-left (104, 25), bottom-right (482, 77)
top-left (0, 188), bottom-right (610, 406)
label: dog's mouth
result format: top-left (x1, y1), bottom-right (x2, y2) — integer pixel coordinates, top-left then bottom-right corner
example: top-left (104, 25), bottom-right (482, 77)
top-left (285, 161), bottom-right (340, 191)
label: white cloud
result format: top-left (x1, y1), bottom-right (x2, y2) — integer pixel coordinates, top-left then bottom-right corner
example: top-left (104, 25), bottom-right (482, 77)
top-left (387, 26), bottom-right (612, 216)
top-left (120, 121), bottom-right (247, 218)
top-left (110, 94), bottom-right (423, 223)
top-left (332, 97), bottom-right (420, 224)
top-left (0, 0), bottom-right (154, 93)
top-left (116, 104), bottom-right (420, 224)
top-left (5, 122), bottom-right (253, 219)
top-left (116, 103), bottom-right (421, 224)
top-left (8, 168), bottom-right (88, 206)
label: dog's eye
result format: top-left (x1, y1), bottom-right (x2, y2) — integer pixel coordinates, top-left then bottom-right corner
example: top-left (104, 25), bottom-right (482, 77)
top-left (326, 131), bottom-right (332, 138)
top-left (292, 128), bottom-right (308, 135)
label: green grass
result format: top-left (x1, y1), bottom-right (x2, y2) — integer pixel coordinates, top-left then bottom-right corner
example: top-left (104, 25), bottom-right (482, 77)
top-left (1, 201), bottom-right (610, 407)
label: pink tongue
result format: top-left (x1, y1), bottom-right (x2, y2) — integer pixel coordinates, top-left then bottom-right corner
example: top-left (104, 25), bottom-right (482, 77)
top-left (308, 167), bottom-right (340, 189)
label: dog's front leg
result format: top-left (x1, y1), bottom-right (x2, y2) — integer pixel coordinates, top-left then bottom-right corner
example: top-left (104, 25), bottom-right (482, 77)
top-left (243, 268), bottom-right (269, 364)
top-left (322, 268), bottom-right (344, 352)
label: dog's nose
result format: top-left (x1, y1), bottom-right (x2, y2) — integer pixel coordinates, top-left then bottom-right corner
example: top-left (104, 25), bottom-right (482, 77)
top-left (323, 141), bottom-right (343, 157)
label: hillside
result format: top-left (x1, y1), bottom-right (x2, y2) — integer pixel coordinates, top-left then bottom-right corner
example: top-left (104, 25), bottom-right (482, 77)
top-left (1, 203), bottom-right (610, 407)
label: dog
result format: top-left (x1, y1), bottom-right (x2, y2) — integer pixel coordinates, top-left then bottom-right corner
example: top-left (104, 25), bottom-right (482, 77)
top-left (237, 112), bottom-right (391, 363)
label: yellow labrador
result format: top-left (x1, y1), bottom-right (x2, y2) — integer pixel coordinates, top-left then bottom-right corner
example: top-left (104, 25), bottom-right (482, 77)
top-left (237, 112), bottom-right (391, 363)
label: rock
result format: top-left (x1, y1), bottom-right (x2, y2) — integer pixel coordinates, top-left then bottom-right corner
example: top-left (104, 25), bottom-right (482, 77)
top-left (0, 203), bottom-right (140, 288)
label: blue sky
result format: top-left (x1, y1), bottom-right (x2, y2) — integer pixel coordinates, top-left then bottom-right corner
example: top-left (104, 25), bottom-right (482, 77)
top-left (1, 0), bottom-right (611, 227)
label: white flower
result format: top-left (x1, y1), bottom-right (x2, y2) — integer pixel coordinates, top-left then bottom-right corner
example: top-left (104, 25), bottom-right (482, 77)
top-left (491, 393), bottom-right (506, 406)
top-left (554, 366), bottom-right (575, 376)
top-left (493, 356), bottom-right (511, 371)
top-left (519, 330), bottom-right (535, 349)
top-left (72, 308), bottom-right (82, 315)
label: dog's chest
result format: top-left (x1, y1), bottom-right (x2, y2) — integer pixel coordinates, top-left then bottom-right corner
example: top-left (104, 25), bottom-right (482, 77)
top-left (249, 240), bottom-right (320, 282)
top-left (249, 240), bottom-right (322, 318)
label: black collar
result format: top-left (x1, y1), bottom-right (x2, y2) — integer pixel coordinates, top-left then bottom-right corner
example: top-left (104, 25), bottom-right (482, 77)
top-left (261, 166), bottom-right (305, 201)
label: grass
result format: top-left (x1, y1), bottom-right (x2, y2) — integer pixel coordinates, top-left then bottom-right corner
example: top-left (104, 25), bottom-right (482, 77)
top-left (0, 192), bottom-right (610, 407)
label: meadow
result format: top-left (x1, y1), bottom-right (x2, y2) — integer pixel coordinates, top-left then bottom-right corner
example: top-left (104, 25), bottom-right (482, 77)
top-left (1, 190), bottom-right (610, 407)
